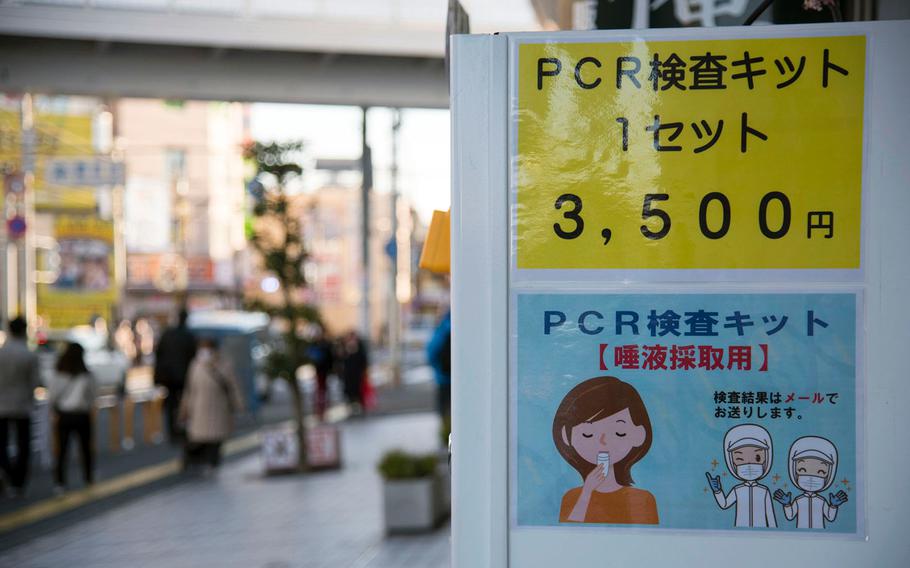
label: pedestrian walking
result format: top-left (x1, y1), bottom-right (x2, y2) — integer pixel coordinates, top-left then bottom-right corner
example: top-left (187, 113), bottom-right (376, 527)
top-left (426, 310), bottom-right (452, 420)
top-left (339, 331), bottom-right (368, 413)
top-left (154, 309), bottom-right (196, 444)
top-left (179, 338), bottom-right (245, 472)
top-left (308, 328), bottom-right (335, 420)
top-left (49, 342), bottom-right (97, 491)
top-left (0, 317), bottom-right (40, 495)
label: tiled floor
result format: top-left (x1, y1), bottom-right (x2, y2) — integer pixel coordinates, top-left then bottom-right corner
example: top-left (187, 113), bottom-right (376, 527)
top-left (0, 413), bottom-right (450, 568)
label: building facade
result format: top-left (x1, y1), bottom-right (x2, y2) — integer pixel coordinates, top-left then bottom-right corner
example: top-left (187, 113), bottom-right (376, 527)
top-left (117, 98), bottom-right (248, 325)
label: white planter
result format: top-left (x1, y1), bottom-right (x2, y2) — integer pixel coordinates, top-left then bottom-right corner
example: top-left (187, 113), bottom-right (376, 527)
top-left (383, 477), bottom-right (441, 533)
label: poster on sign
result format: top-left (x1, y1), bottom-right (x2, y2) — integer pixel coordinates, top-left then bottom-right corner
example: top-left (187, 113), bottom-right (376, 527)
top-left (506, 33), bottom-right (868, 538)
top-left (512, 35), bottom-right (866, 279)
top-left (511, 291), bottom-right (862, 535)
top-left (450, 20), bottom-right (910, 568)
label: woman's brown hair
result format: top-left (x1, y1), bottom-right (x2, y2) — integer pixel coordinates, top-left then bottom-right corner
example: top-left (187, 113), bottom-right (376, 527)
top-left (552, 376), bottom-right (652, 486)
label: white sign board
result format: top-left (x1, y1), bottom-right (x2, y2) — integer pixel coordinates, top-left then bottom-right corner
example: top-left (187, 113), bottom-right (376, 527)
top-left (261, 427), bottom-right (299, 472)
top-left (451, 21), bottom-right (910, 568)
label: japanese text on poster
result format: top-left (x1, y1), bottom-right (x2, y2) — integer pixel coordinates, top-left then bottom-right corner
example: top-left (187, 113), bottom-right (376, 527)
top-left (515, 36), bottom-right (865, 269)
top-left (514, 292), bottom-right (860, 535)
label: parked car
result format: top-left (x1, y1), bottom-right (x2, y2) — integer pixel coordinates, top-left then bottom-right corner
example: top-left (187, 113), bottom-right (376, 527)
top-left (38, 325), bottom-right (130, 394)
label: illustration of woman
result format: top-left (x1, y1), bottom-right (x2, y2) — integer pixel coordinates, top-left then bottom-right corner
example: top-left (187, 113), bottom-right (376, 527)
top-left (553, 376), bottom-right (658, 524)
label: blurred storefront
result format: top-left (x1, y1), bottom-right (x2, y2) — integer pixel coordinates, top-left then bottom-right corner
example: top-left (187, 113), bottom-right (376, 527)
top-left (1, 93), bottom-right (123, 331)
top-left (124, 253), bottom-right (239, 320)
top-left (2, 95), bottom-right (249, 332)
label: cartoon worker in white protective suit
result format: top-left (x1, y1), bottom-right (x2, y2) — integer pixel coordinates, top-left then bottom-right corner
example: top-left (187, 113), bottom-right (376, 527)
top-left (774, 436), bottom-right (848, 529)
top-left (705, 424), bottom-right (777, 528)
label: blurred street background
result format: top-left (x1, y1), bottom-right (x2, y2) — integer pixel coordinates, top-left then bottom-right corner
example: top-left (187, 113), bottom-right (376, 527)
top-left (0, 3), bottom-right (537, 565)
top-left (1, 1), bottom-right (908, 567)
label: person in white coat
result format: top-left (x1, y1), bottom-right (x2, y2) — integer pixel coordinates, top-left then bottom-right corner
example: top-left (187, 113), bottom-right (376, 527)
top-left (774, 436), bottom-right (848, 529)
top-left (179, 338), bottom-right (245, 472)
top-left (705, 423), bottom-right (777, 528)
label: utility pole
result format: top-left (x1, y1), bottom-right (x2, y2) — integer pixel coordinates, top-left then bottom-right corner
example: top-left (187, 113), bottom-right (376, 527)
top-left (360, 107), bottom-right (372, 343)
top-left (389, 109), bottom-right (402, 385)
top-left (0, 201), bottom-right (6, 330)
top-left (18, 94), bottom-right (36, 328)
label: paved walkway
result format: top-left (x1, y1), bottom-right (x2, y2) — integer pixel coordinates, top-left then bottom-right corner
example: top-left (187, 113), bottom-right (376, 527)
top-left (0, 413), bottom-right (450, 568)
top-left (0, 392), bottom-right (295, 520)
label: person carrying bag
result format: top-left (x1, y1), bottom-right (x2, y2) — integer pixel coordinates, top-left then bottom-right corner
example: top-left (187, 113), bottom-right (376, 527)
top-left (49, 343), bottom-right (97, 492)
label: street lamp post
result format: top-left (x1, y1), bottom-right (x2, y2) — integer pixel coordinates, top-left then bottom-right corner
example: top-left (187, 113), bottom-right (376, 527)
top-left (389, 108), bottom-right (402, 386)
top-left (360, 106), bottom-right (372, 343)
top-left (17, 94), bottom-right (37, 328)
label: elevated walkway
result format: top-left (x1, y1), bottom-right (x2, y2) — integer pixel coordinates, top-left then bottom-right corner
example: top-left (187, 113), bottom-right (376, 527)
top-left (0, 1), bottom-right (453, 107)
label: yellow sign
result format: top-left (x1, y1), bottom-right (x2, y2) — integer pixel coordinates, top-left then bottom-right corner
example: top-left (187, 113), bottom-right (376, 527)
top-left (419, 209), bottom-right (451, 275)
top-left (37, 216), bottom-right (117, 329)
top-left (0, 108), bottom-right (98, 209)
top-left (33, 113), bottom-right (98, 210)
top-left (0, 109), bottom-right (20, 170)
top-left (516, 36), bottom-right (865, 269)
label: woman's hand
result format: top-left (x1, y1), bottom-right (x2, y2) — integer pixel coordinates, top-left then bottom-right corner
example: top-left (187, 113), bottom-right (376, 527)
top-left (567, 464), bottom-right (606, 522)
top-left (582, 463), bottom-right (607, 495)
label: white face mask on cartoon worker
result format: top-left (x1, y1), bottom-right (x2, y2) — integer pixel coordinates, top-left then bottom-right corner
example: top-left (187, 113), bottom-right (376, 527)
top-left (736, 464), bottom-right (765, 481)
top-left (788, 436), bottom-right (838, 494)
top-left (796, 475), bottom-right (826, 492)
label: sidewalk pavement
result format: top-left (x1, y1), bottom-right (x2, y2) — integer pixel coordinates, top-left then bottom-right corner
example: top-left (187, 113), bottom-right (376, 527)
top-left (0, 412), bottom-right (450, 568)
top-left (0, 368), bottom-right (438, 521)
top-left (0, 392), bottom-right (294, 520)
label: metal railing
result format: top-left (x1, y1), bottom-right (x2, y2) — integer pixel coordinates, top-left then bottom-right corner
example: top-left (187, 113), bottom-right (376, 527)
top-left (29, 386), bottom-right (167, 471)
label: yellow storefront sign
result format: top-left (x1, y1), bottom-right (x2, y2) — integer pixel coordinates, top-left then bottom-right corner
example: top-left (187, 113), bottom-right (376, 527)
top-left (0, 109), bottom-right (20, 169)
top-left (0, 108), bottom-right (98, 210)
top-left (34, 112), bottom-right (98, 210)
top-left (516, 35), bottom-right (865, 270)
top-left (37, 216), bottom-right (117, 329)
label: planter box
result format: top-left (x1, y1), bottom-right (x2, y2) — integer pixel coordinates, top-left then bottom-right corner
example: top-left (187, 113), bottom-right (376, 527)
top-left (383, 477), bottom-right (443, 533)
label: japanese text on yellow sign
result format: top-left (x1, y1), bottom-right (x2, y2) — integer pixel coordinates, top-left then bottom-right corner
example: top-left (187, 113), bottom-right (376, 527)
top-left (516, 36), bottom-right (865, 270)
